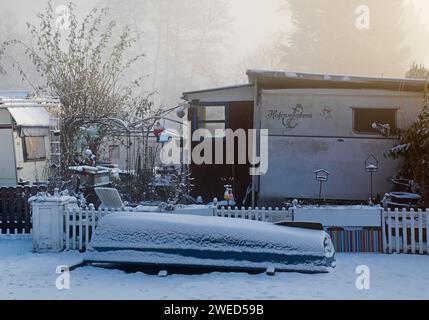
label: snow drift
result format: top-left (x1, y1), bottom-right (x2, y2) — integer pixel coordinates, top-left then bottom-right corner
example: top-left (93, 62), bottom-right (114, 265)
top-left (84, 212), bottom-right (336, 273)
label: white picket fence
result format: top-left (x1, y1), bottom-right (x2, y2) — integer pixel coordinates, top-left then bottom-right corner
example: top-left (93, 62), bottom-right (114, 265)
top-left (64, 207), bottom-right (111, 251)
top-left (215, 207), bottom-right (293, 223)
top-left (62, 205), bottom-right (429, 255)
top-left (63, 206), bottom-right (293, 251)
top-left (382, 209), bottom-right (429, 254)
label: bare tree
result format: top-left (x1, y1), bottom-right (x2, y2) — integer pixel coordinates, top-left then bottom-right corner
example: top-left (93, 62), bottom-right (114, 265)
top-left (99, 0), bottom-right (233, 107)
top-left (406, 62), bottom-right (429, 79)
top-left (0, 1), bottom-right (148, 174)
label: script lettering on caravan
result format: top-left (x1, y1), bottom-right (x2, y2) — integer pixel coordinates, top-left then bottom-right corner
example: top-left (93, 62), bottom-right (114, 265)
top-left (265, 104), bottom-right (313, 130)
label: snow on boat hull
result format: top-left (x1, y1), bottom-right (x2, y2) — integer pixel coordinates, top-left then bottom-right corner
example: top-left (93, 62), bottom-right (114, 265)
top-left (84, 212), bottom-right (336, 273)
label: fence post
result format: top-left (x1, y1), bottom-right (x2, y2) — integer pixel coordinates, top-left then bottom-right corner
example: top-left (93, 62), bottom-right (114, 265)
top-left (29, 193), bottom-right (78, 253)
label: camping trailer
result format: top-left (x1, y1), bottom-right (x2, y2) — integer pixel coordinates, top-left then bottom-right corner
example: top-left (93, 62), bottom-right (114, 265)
top-left (182, 70), bottom-right (426, 207)
top-left (0, 92), bottom-right (60, 186)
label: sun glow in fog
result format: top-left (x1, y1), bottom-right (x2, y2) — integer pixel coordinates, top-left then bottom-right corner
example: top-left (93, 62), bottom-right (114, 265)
top-left (227, 0), bottom-right (292, 58)
top-left (410, 0), bottom-right (429, 64)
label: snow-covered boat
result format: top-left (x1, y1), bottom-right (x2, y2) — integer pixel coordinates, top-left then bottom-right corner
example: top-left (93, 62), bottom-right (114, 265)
top-left (84, 212), bottom-right (336, 274)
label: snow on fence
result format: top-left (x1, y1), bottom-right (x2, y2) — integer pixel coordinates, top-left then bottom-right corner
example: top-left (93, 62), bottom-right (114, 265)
top-left (64, 207), bottom-right (111, 251)
top-left (382, 209), bottom-right (429, 255)
top-left (32, 198), bottom-right (429, 256)
top-left (63, 206), bottom-right (293, 251)
top-left (215, 207), bottom-right (293, 223)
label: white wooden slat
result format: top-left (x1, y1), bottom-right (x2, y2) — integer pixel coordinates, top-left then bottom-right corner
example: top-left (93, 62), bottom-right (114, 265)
top-left (72, 209), bottom-right (76, 250)
top-left (65, 211), bottom-right (70, 251)
top-left (402, 210), bottom-right (408, 254)
top-left (410, 209), bottom-right (416, 254)
top-left (426, 212), bottom-right (429, 255)
top-left (282, 208), bottom-right (287, 221)
top-left (382, 210), bottom-right (387, 253)
top-left (240, 207), bottom-right (245, 219)
top-left (85, 210), bottom-right (90, 249)
top-left (387, 211), bottom-right (393, 254)
top-left (262, 207), bottom-right (266, 222)
top-left (98, 211), bottom-right (102, 230)
top-left (91, 208), bottom-right (96, 243)
top-left (418, 210), bottom-right (424, 255)
top-left (395, 209), bottom-right (400, 253)
top-left (78, 210), bottom-right (83, 251)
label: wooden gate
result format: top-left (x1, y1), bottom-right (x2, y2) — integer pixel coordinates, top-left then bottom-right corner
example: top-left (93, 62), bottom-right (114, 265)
top-left (0, 186), bottom-right (45, 234)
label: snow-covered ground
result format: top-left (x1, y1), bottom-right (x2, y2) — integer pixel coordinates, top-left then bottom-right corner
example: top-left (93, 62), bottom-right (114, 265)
top-left (1, 235), bottom-right (429, 300)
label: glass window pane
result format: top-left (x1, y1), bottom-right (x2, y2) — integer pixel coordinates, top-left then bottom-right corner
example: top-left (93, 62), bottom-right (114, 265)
top-left (354, 108), bottom-right (397, 134)
top-left (24, 137), bottom-right (46, 161)
top-left (197, 106), bottom-right (225, 121)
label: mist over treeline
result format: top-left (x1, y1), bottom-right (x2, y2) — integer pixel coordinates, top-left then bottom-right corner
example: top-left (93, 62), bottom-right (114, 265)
top-left (0, 0), bottom-right (428, 107)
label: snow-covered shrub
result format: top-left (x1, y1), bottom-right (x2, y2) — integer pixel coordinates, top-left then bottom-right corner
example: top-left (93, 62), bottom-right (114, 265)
top-left (377, 92), bottom-right (429, 203)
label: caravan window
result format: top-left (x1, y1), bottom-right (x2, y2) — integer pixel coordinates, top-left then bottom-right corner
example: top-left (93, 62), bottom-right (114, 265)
top-left (353, 108), bottom-right (397, 134)
top-left (196, 105), bottom-right (226, 137)
top-left (23, 137), bottom-right (46, 161)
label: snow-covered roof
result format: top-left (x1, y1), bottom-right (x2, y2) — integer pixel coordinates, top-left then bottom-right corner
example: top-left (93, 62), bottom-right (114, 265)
top-left (182, 84), bottom-right (255, 103)
top-left (8, 107), bottom-right (51, 127)
top-left (183, 83), bottom-right (253, 96)
top-left (246, 69), bottom-right (427, 92)
top-left (182, 70), bottom-right (427, 101)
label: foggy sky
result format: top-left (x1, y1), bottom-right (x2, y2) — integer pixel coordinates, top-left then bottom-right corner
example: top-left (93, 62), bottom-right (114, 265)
top-left (0, 0), bottom-right (291, 68)
top-left (1, 0), bottom-right (429, 106)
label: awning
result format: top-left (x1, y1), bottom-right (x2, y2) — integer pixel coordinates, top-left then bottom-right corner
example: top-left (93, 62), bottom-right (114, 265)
top-left (7, 107), bottom-right (51, 137)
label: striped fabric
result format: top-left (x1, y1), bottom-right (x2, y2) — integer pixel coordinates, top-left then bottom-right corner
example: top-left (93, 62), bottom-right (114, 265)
top-left (326, 228), bottom-right (383, 253)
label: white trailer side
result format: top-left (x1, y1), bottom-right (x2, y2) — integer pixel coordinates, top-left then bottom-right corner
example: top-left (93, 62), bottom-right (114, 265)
top-left (258, 88), bottom-right (423, 204)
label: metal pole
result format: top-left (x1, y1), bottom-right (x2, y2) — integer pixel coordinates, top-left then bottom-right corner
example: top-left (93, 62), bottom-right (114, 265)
top-left (180, 137), bottom-right (184, 200)
top-left (319, 181), bottom-right (323, 200)
top-left (370, 172), bottom-right (373, 202)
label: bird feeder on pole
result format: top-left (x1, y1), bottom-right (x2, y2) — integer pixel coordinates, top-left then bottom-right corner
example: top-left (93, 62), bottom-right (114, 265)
top-left (365, 154), bottom-right (379, 204)
top-left (314, 169), bottom-right (330, 202)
